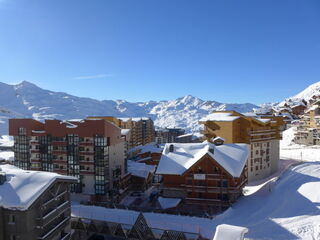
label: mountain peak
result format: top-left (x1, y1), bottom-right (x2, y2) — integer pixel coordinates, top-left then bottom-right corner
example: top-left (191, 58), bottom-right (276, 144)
top-left (14, 81), bottom-right (40, 90)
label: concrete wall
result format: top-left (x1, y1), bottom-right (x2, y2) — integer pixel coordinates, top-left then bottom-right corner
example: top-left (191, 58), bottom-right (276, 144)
top-left (270, 139), bottom-right (280, 174)
top-left (248, 142), bottom-right (272, 183)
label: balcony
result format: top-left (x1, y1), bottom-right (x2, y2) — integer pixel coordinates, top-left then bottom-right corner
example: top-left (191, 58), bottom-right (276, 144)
top-left (37, 201), bottom-right (70, 229)
top-left (79, 141), bottom-right (94, 146)
top-left (38, 216), bottom-right (70, 240)
top-left (79, 151), bottom-right (95, 156)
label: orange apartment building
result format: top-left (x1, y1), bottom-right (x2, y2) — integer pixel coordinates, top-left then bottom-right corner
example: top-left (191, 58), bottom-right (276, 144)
top-left (199, 111), bottom-right (285, 182)
top-left (156, 142), bottom-right (249, 210)
top-left (87, 116), bottom-right (155, 149)
top-left (9, 118), bottom-right (129, 202)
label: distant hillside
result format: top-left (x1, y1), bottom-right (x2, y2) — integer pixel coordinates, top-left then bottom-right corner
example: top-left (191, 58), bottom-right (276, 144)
top-left (0, 81), bottom-right (258, 135)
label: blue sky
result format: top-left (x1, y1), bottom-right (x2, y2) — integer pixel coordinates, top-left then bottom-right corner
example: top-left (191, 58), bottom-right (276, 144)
top-left (0, 0), bottom-right (319, 104)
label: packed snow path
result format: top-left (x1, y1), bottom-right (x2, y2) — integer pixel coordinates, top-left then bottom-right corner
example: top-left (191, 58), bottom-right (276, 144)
top-left (215, 162), bottom-right (320, 240)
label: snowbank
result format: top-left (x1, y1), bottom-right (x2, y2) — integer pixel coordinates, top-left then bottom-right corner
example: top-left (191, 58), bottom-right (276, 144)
top-left (280, 127), bottom-right (320, 162)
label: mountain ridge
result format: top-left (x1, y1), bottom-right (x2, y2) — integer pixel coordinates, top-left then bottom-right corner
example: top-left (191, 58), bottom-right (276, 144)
top-left (0, 81), bottom-right (259, 134)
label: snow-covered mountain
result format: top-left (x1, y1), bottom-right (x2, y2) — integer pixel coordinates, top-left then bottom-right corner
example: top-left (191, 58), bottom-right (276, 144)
top-left (0, 81), bottom-right (258, 135)
top-left (254, 81), bottom-right (320, 117)
top-left (278, 81), bottom-right (320, 108)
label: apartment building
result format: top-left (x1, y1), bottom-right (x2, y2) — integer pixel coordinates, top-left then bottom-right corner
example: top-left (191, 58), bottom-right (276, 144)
top-left (156, 142), bottom-right (249, 209)
top-left (155, 127), bottom-right (185, 144)
top-left (200, 111), bottom-right (285, 182)
top-left (294, 101), bottom-right (320, 145)
top-left (9, 118), bottom-right (128, 202)
top-left (87, 116), bottom-right (155, 148)
top-left (0, 164), bottom-right (76, 240)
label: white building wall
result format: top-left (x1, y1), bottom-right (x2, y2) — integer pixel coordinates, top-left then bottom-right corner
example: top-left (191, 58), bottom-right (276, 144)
top-left (81, 175), bottom-right (95, 195)
top-left (248, 141), bottom-right (272, 183)
top-left (270, 139), bottom-right (280, 174)
top-left (108, 141), bottom-right (125, 187)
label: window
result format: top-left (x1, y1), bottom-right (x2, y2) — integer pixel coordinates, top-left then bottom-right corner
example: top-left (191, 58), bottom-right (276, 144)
top-left (8, 215), bottom-right (15, 224)
top-left (18, 127), bottom-right (26, 135)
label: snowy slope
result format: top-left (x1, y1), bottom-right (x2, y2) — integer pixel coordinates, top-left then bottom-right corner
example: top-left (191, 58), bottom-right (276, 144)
top-left (214, 162), bottom-right (320, 240)
top-left (0, 81), bottom-right (258, 134)
top-left (278, 81), bottom-right (320, 108)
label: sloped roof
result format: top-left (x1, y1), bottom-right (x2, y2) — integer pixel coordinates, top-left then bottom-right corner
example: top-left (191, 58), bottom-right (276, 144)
top-left (200, 112), bottom-right (240, 122)
top-left (128, 143), bottom-right (164, 154)
top-left (128, 160), bottom-right (156, 179)
top-left (0, 164), bottom-right (77, 210)
top-left (156, 142), bottom-right (249, 177)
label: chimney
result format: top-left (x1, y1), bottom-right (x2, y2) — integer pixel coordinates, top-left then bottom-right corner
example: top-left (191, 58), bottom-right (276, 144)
top-left (169, 144), bottom-right (174, 152)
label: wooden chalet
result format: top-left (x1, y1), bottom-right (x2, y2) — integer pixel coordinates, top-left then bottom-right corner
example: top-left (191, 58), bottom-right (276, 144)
top-left (156, 142), bottom-right (249, 209)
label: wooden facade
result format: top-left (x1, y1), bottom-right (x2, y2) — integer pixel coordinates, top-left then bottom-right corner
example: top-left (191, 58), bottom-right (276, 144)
top-left (160, 153), bottom-right (247, 208)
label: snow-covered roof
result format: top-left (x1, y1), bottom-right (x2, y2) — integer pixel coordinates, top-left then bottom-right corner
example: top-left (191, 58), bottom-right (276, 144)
top-left (119, 117), bottom-right (150, 122)
top-left (72, 204), bottom-right (215, 239)
top-left (156, 142), bottom-right (249, 177)
top-left (128, 161), bottom-right (156, 179)
top-left (176, 133), bottom-right (193, 138)
top-left (212, 136), bottom-right (225, 142)
top-left (200, 112), bottom-right (240, 122)
top-left (213, 224), bottom-right (248, 240)
top-left (121, 129), bottom-right (130, 136)
top-left (132, 117), bottom-right (150, 122)
top-left (306, 105), bottom-right (319, 113)
top-left (128, 143), bottom-right (164, 154)
top-left (255, 118), bottom-right (271, 124)
top-left (0, 135), bottom-right (13, 147)
top-left (0, 164), bottom-right (77, 210)
top-left (118, 117), bottom-right (130, 122)
top-left (158, 197), bottom-right (181, 209)
top-left (0, 151), bottom-right (14, 162)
